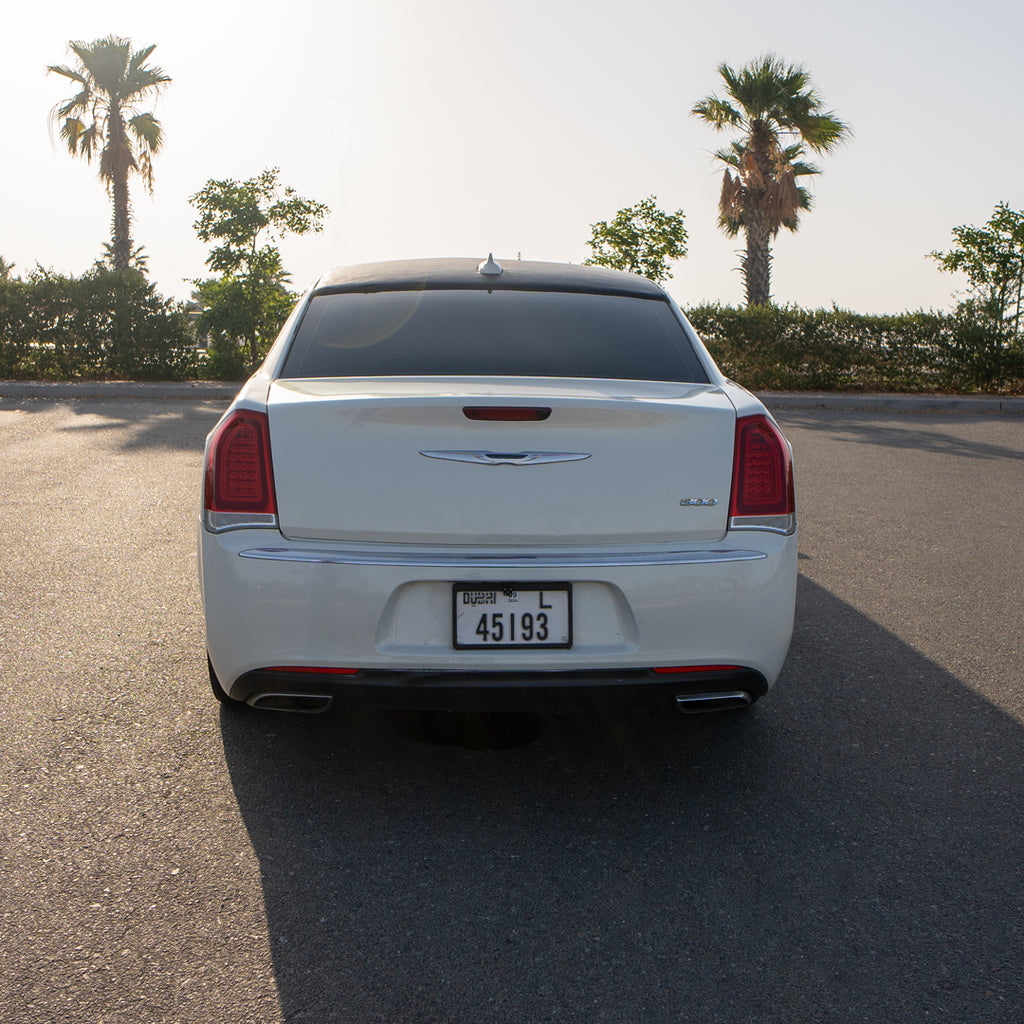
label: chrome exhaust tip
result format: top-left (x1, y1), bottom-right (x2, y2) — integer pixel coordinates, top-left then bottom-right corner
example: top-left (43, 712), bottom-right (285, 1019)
top-left (247, 692), bottom-right (333, 713)
top-left (675, 690), bottom-right (752, 714)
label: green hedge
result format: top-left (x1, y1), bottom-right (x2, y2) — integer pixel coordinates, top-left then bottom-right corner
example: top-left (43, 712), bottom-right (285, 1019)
top-left (3, 275), bottom-right (1024, 391)
top-left (0, 267), bottom-right (199, 380)
top-left (685, 303), bottom-right (1024, 393)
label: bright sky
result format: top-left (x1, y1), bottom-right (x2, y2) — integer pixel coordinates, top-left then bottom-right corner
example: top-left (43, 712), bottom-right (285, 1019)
top-left (4, 0), bottom-right (1022, 313)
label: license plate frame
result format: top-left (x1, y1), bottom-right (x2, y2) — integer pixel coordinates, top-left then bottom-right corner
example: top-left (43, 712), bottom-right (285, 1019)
top-left (452, 582), bottom-right (573, 650)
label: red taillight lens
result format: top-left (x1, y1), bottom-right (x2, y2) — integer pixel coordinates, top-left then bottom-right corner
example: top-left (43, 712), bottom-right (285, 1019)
top-left (730, 415), bottom-right (794, 517)
top-left (264, 666), bottom-right (359, 675)
top-left (652, 665), bottom-right (743, 675)
top-left (204, 410), bottom-right (277, 514)
top-left (463, 406), bottom-right (552, 421)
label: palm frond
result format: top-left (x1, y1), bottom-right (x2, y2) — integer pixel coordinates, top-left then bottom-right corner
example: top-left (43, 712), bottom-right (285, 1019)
top-left (780, 187), bottom-right (814, 231)
top-left (46, 64), bottom-right (86, 85)
top-left (129, 44), bottom-right (157, 68)
top-left (718, 171), bottom-right (745, 236)
top-left (761, 168), bottom-right (803, 235)
top-left (691, 96), bottom-right (743, 130)
top-left (128, 112), bottom-right (164, 153)
top-left (799, 112), bottom-right (851, 153)
top-left (100, 139), bottom-right (138, 185)
top-left (789, 160), bottom-right (821, 178)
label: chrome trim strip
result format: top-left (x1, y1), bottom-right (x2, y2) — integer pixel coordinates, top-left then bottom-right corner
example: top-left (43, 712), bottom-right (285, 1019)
top-left (204, 511), bottom-right (279, 534)
top-left (674, 691), bottom-right (753, 713)
top-left (237, 546), bottom-right (767, 568)
top-left (247, 692), bottom-right (334, 713)
top-left (728, 513), bottom-right (797, 537)
top-left (419, 450), bottom-right (592, 466)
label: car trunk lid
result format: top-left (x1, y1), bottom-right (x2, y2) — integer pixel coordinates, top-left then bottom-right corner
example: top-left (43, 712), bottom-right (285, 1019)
top-left (267, 377), bottom-right (736, 546)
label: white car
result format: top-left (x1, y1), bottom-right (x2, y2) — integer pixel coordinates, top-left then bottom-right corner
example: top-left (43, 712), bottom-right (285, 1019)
top-left (199, 257), bottom-right (797, 714)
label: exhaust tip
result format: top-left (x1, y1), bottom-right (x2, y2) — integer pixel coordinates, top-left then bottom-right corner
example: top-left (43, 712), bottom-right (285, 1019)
top-left (675, 690), bottom-right (752, 714)
top-left (247, 692), bottom-right (333, 713)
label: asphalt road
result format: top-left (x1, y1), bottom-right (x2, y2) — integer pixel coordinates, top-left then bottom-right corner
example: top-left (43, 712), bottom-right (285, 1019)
top-left (1, 396), bottom-right (1022, 1023)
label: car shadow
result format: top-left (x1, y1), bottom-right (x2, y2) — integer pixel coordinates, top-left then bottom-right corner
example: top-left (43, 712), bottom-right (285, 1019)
top-left (777, 408), bottom-right (1024, 461)
top-left (220, 575), bottom-right (1024, 1022)
top-left (0, 396), bottom-right (227, 452)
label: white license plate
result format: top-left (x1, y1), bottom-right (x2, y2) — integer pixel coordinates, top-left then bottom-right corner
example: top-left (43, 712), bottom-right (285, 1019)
top-left (452, 583), bottom-right (572, 649)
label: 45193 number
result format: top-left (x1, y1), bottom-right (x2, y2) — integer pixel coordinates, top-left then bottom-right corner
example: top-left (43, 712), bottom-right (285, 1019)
top-left (475, 611), bottom-right (549, 644)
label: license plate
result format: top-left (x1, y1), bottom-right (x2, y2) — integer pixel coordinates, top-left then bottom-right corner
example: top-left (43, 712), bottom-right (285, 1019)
top-left (452, 583), bottom-right (572, 649)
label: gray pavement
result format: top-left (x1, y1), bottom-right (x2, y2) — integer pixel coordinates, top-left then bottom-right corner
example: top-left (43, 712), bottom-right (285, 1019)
top-left (1, 398), bottom-right (1022, 1023)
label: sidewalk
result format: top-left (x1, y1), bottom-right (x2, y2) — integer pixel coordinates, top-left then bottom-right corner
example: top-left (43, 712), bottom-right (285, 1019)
top-left (1, 379), bottom-right (1023, 413)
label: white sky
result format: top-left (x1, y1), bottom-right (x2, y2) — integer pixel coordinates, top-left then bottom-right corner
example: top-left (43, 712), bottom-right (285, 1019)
top-left (4, 0), bottom-right (1022, 313)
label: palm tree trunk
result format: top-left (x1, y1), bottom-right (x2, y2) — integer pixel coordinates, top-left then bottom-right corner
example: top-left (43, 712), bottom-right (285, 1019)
top-left (742, 131), bottom-right (776, 307)
top-left (110, 182), bottom-right (132, 271)
top-left (108, 106), bottom-right (133, 271)
top-left (745, 215), bottom-right (772, 307)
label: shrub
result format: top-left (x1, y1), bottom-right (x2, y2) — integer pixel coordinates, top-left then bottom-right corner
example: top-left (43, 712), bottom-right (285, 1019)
top-left (0, 266), bottom-right (199, 380)
top-left (685, 303), bottom-right (1024, 394)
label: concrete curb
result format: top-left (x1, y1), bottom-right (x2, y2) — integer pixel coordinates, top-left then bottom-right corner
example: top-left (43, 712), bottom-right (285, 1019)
top-left (0, 381), bottom-right (239, 400)
top-left (1, 380), bottom-right (1022, 413)
top-left (757, 391), bottom-right (1024, 414)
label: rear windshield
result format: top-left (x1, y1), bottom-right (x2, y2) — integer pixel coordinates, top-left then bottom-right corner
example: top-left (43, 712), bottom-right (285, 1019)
top-left (279, 289), bottom-right (709, 383)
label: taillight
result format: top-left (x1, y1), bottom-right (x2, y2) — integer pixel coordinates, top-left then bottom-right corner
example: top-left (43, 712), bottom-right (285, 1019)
top-left (264, 666), bottom-right (359, 675)
top-left (729, 414), bottom-right (795, 534)
top-left (203, 410), bottom-right (278, 532)
top-left (652, 665), bottom-right (744, 675)
top-left (463, 406), bottom-right (552, 421)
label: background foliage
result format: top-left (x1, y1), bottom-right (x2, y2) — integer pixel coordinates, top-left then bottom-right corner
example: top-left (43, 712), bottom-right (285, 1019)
top-left (190, 274), bottom-right (292, 380)
top-left (190, 168), bottom-right (328, 369)
top-left (0, 266), bottom-right (197, 379)
top-left (2, 272), bottom-right (1022, 392)
top-left (584, 196), bottom-right (687, 284)
top-left (930, 202), bottom-right (1024, 343)
top-left (686, 303), bottom-right (1024, 394)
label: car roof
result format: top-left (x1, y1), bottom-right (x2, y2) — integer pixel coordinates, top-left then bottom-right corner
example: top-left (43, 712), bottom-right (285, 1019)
top-left (313, 257), bottom-right (666, 298)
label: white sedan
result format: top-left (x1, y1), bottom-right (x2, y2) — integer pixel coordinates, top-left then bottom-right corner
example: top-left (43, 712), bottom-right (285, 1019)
top-left (199, 257), bottom-right (797, 714)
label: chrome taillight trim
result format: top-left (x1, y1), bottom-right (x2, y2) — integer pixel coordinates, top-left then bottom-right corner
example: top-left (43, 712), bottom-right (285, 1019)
top-left (728, 513), bottom-right (796, 536)
top-left (204, 511), bottom-right (280, 534)
top-left (236, 546), bottom-right (768, 568)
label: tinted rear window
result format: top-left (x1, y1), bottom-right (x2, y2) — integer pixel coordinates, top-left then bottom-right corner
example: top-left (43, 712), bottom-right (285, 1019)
top-left (280, 289), bottom-right (709, 383)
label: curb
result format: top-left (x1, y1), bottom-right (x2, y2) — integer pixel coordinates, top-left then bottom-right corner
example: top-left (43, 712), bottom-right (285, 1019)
top-left (757, 391), bottom-right (1024, 414)
top-left (1, 380), bottom-right (1022, 413)
top-left (0, 381), bottom-right (239, 400)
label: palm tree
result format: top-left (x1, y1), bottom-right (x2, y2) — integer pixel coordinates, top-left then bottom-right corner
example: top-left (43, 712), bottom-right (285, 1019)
top-left (693, 55), bottom-right (849, 306)
top-left (48, 36), bottom-right (170, 271)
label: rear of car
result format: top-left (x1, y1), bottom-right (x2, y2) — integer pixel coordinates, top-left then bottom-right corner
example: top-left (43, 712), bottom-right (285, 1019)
top-left (199, 257), bottom-right (797, 714)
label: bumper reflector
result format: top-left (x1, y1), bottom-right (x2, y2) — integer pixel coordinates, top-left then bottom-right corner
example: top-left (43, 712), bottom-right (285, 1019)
top-left (652, 665), bottom-right (744, 675)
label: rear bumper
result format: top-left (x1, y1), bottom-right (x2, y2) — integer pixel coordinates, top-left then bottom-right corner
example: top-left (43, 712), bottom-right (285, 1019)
top-left (228, 665), bottom-right (769, 713)
top-left (199, 527), bottom-right (797, 706)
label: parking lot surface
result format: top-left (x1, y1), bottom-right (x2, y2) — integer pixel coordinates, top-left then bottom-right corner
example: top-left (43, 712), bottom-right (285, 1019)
top-left (1, 396), bottom-right (1022, 1023)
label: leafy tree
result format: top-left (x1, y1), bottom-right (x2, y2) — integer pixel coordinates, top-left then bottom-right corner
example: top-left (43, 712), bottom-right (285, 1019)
top-left (930, 203), bottom-right (1024, 341)
top-left (0, 256), bottom-right (16, 280)
top-left (584, 196), bottom-right (687, 284)
top-left (692, 55), bottom-right (849, 306)
top-left (48, 36), bottom-right (171, 271)
top-left (191, 275), bottom-right (292, 379)
top-left (190, 168), bottom-right (328, 368)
